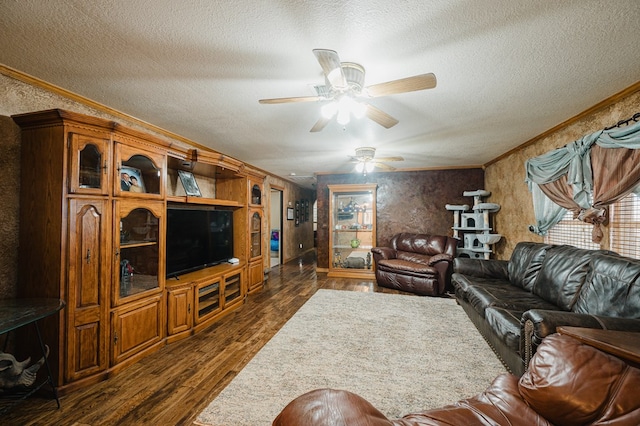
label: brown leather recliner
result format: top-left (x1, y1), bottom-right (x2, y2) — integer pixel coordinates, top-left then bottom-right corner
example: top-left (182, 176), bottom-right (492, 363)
top-left (273, 333), bottom-right (640, 425)
top-left (371, 233), bottom-right (458, 296)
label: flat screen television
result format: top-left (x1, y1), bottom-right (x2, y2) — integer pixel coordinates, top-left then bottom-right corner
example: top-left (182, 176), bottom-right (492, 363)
top-left (166, 206), bottom-right (234, 277)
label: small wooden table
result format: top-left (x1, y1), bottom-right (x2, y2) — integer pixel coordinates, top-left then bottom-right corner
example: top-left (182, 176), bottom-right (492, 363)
top-left (0, 298), bottom-right (65, 413)
top-left (557, 326), bottom-right (640, 365)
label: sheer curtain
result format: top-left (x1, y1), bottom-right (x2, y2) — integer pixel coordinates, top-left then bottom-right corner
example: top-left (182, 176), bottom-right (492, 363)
top-left (525, 120), bottom-right (640, 241)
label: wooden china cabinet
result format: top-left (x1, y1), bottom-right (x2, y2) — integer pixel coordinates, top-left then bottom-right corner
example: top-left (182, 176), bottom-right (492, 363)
top-left (12, 109), bottom-right (260, 394)
top-left (328, 184), bottom-right (377, 279)
top-left (13, 110), bottom-right (170, 392)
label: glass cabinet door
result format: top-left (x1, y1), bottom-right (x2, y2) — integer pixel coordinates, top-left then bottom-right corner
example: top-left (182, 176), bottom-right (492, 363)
top-left (250, 211), bottom-right (262, 259)
top-left (328, 184), bottom-right (377, 277)
top-left (115, 201), bottom-right (163, 304)
top-left (115, 143), bottom-right (165, 198)
top-left (251, 184), bottom-right (262, 205)
top-left (69, 133), bottom-right (110, 195)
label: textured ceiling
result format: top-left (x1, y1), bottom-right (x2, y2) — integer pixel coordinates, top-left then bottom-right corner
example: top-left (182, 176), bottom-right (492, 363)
top-left (1, 1), bottom-right (639, 188)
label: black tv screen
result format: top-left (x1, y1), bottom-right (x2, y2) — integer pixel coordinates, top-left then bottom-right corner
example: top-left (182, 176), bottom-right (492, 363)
top-left (166, 206), bottom-right (234, 277)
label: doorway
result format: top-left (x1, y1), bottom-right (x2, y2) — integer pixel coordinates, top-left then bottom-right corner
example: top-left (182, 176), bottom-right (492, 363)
top-left (270, 187), bottom-right (283, 267)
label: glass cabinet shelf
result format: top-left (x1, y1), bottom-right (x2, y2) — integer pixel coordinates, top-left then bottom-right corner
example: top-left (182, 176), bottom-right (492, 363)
top-left (116, 203), bottom-right (163, 304)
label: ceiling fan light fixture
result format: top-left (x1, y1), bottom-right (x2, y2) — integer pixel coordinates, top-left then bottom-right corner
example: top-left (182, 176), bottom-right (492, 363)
top-left (355, 161), bottom-right (375, 174)
top-left (321, 101), bottom-right (338, 119)
top-left (337, 107), bottom-right (351, 125)
top-left (352, 101), bottom-right (366, 119)
top-left (366, 161), bottom-right (375, 172)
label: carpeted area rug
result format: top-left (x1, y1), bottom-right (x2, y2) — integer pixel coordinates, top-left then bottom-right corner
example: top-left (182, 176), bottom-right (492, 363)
top-left (195, 289), bottom-right (506, 425)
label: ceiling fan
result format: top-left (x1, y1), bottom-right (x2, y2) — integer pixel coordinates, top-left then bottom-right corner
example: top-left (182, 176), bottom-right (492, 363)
top-left (350, 147), bottom-right (404, 175)
top-left (259, 49), bottom-right (437, 132)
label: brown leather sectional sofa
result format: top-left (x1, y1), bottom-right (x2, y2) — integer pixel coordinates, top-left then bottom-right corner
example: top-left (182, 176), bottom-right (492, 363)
top-left (273, 333), bottom-right (640, 425)
top-left (452, 242), bottom-right (640, 376)
top-left (371, 233), bottom-right (458, 296)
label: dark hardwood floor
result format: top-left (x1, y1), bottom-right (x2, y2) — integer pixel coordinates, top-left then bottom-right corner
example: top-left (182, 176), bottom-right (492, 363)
top-left (4, 251), bottom-right (406, 425)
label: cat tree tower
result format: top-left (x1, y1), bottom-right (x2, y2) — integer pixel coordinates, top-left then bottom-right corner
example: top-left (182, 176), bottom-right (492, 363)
top-left (445, 190), bottom-right (501, 259)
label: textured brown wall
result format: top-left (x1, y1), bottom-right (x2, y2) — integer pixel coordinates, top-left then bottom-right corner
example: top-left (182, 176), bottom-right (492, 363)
top-left (316, 169), bottom-right (485, 269)
top-left (485, 86), bottom-right (640, 260)
top-left (0, 116), bottom-right (21, 298)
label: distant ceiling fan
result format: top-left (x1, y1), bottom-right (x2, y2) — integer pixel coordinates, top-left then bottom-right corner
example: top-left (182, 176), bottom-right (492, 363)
top-left (350, 147), bottom-right (403, 175)
top-left (259, 49), bottom-right (437, 132)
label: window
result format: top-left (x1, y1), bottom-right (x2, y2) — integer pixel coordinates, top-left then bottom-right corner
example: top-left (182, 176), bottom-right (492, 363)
top-left (544, 210), bottom-right (600, 250)
top-left (609, 192), bottom-right (640, 258)
top-left (545, 192), bottom-right (640, 258)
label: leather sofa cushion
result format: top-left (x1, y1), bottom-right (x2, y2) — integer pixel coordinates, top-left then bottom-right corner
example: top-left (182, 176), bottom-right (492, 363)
top-left (573, 252), bottom-right (640, 318)
top-left (392, 233), bottom-right (456, 257)
top-left (399, 374), bottom-right (546, 426)
top-left (377, 259), bottom-right (437, 276)
top-left (507, 242), bottom-right (552, 291)
top-left (532, 245), bottom-right (597, 310)
top-left (452, 274), bottom-right (509, 303)
top-left (464, 283), bottom-right (557, 318)
top-left (484, 307), bottom-right (524, 352)
top-left (396, 250), bottom-right (433, 266)
top-left (519, 334), bottom-right (640, 426)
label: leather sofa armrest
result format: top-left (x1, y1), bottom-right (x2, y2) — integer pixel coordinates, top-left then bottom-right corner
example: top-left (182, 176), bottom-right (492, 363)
top-left (273, 388), bottom-right (394, 426)
top-left (371, 247), bottom-right (396, 261)
top-left (453, 258), bottom-right (509, 279)
top-left (520, 309), bottom-right (640, 368)
top-left (428, 253), bottom-right (453, 266)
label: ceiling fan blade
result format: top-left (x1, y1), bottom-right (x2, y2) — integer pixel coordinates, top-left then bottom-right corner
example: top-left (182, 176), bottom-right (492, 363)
top-left (366, 104), bottom-right (399, 128)
top-left (313, 49), bottom-right (347, 89)
top-left (375, 156), bottom-right (404, 162)
top-left (259, 96), bottom-right (323, 104)
top-left (310, 116), bottom-right (331, 132)
top-left (373, 162), bottom-right (396, 171)
top-left (365, 73), bottom-right (437, 97)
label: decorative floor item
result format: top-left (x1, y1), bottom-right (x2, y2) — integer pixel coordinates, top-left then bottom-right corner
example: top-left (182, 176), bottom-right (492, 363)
top-left (195, 289), bottom-right (506, 426)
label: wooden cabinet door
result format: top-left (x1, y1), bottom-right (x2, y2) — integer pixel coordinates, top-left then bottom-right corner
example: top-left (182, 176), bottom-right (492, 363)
top-left (195, 278), bottom-right (222, 324)
top-left (247, 259), bottom-right (263, 293)
top-left (167, 285), bottom-right (193, 335)
top-left (111, 295), bottom-right (163, 365)
top-left (222, 270), bottom-right (244, 308)
top-left (66, 198), bottom-right (110, 382)
top-left (68, 132), bottom-right (111, 195)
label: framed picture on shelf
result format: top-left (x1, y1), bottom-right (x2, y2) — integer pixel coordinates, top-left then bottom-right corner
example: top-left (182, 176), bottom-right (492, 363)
top-left (120, 167), bottom-right (146, 193)
top-left (178, 170), bottom-right (201, 197)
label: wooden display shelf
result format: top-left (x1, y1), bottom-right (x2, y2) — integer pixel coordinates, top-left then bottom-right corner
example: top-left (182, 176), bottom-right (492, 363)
top-left (120, 240), bottom-right (157, 248)
top-left (166, 195), bottom-right (244, 207)
top-left (167, 261), bottom-right (245, 285)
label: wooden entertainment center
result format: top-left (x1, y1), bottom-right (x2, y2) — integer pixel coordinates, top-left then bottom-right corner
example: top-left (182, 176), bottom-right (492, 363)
top-left (12, 109), bottom-right (266, 394)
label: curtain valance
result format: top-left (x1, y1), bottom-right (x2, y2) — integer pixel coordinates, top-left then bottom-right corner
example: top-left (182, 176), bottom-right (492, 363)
top-left (525, 119), bottom-right (640, 239)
